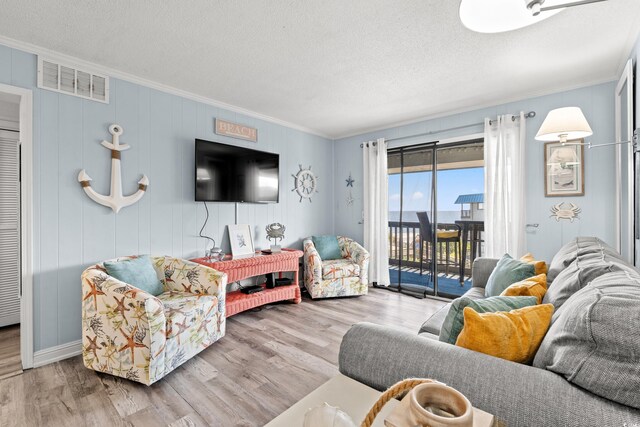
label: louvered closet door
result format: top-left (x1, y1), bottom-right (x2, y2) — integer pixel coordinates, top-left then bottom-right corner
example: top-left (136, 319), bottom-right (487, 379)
top-left (0, 131), bottom-right (20, 327)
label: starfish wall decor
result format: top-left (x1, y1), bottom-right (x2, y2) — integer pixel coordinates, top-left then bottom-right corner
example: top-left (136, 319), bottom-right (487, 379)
top-left (346, 173), bottom-right (355, 187)
top-left (346, 192), bottom-right (354, 206)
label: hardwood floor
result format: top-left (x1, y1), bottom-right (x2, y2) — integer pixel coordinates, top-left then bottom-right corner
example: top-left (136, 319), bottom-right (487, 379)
top-left (0, 324), bottom-right (21, 380)
top-left (0, 288), bottom-right (445, 427)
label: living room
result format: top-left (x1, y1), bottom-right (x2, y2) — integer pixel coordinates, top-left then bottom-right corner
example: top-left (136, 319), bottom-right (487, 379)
top-left (0, 1), bottom-right (639, 426)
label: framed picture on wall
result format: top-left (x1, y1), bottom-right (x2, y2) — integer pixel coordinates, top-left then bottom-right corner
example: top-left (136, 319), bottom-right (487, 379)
top-left (228, 224), bottom-right (255, 257)
top-left (544, 140), bottom-right (585, 197)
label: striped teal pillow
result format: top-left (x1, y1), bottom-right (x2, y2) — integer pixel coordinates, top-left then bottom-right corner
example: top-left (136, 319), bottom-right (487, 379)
top-left (439, 295), bottom-right (539, 345)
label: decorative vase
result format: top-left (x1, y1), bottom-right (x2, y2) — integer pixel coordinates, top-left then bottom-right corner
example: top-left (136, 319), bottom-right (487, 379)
top-left (384, 383), bottom-right (473, 427)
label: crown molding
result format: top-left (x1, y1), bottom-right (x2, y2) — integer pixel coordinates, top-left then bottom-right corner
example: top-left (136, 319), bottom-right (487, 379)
top-left (333, 76), bottom-right (618, 140)
top-left (0, 35), bottom-right (333, 140)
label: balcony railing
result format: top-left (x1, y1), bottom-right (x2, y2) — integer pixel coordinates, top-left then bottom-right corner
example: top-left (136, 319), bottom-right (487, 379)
top-left (388, 220), bottom-right (481, 277)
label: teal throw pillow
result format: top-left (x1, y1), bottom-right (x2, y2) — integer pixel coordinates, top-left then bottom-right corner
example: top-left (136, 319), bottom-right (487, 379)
top-left (312, 235), bottom-right (342, 260)
top-left (485, 254), bottom-right (536, 297)
top-left (104, 255), bottom-right (164, 296)
top-left (439, 295), bottom-right (539, 344)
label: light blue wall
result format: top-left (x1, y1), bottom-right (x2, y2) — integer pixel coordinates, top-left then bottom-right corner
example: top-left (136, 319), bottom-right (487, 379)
top-left (334, 82), bottom-right (617, 263)
top-left (0, 43), bottom-right (335, 352)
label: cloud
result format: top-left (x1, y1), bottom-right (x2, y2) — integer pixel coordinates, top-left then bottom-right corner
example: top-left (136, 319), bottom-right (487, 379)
top-left (412, 191), bottom-right (424, 200)
top-left (390, 193), bottom-right (401, 201)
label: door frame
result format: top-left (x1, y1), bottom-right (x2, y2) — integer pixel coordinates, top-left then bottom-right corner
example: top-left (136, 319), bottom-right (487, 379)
top-left (0, 83), bottom-right (34, 369)
top-left (387, 132), bottom-right (485, 299)
top-left (614, 59), bottom-right (634, 263)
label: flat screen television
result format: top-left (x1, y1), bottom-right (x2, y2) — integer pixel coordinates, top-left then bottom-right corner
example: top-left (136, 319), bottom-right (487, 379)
top-left (195, 139), bottom-right (279, 203)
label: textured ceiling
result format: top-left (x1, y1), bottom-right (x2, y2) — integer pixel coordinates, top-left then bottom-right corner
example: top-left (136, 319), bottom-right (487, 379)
top-left (0, 1), bottom-right (639, 138)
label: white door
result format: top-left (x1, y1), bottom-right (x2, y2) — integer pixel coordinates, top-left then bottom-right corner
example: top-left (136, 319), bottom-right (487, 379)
top-left (0, 128), bottom-right (20, 327)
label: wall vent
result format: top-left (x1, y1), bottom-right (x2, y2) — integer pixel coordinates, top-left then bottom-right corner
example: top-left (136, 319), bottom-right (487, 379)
top-left (37, 57), bottom-right (109, 103)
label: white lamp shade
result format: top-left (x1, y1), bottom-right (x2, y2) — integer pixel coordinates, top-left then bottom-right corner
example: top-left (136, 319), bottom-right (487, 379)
top-left (535, 107), bottom-right (593, 142)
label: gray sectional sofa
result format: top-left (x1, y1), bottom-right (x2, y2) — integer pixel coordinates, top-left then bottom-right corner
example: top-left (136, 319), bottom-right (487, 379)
top-left (339, 237), bottom-right (640, 426)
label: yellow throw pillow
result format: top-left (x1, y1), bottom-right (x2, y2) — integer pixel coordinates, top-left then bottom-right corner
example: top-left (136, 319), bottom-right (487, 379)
top-left (455, 304), bottom-right (554, 364)
top-left (520, 253), bottom-right (548, 275)
top-left (500, 274), bottom-right (547, 304)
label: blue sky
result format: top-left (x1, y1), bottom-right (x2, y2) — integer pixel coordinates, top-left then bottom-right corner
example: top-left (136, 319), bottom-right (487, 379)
top-left (389, 167), bottom-right (484, 211)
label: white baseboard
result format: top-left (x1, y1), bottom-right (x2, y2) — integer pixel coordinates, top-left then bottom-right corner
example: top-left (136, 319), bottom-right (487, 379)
top-left (33, 340), bottom-right (82, 368)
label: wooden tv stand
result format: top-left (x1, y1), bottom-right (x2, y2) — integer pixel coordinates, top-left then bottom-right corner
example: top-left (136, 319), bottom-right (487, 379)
top-left (191, 248), bottom-right (303, 317)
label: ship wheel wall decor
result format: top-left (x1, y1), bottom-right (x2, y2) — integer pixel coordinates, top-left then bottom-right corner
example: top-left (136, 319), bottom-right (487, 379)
top-left (291, 164), bottom-right (318, 202)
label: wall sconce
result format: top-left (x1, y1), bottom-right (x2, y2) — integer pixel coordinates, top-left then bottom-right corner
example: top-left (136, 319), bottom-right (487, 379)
top-left (535, 106), bottom-right (638, 152)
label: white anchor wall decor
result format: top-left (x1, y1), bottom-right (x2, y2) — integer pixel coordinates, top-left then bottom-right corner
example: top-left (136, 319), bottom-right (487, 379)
top-left (78, 124), bottom-right (149, 213)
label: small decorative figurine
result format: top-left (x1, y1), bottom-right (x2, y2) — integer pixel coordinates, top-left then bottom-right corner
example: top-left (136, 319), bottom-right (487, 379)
top-left (265, 222), bottom-right (286, 253)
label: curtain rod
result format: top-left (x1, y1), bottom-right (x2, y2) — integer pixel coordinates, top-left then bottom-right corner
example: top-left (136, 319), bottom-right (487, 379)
top-left (360, 111), bottom-right (536, 147)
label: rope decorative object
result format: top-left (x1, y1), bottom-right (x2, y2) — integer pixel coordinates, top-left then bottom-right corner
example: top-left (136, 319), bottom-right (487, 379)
top-left (361, 378), bottom-right (435, 427)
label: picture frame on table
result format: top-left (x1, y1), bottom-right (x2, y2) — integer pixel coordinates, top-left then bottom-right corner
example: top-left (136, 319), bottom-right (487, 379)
top-left (544, 140), bottom-right (585, 197)
top-left (228, 224), bottom-right (255, 257)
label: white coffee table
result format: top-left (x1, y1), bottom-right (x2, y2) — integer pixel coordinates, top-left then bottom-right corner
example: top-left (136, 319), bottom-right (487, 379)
top-left (265, 374), bottom-right (398, 427)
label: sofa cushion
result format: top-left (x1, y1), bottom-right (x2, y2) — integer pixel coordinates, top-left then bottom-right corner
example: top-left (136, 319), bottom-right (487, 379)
top-left (533, 271), bottom-right (640, 409)
top-left (456, 304), bottom-right (554, 363)
top-left (312, 235), bottom-right (342, 260)
top-left (418, 286), bottom-right (486, 335)
top-left (419, 331), bottom-right (440, 340)
top-left (439, 295), bottom-right (538, 345)
top-left (419, 304), bottom-right (450, 335)
top-left (322, 259), bottom-right (360, 279)
top-left (104, 255), bottom-right (164, 296)
top-left (547, 237), bottom-right (622, 283)
top-left (463, 286), bottom-right (486, 300)
top-left (543, 251), bottom-right (635, 311)
top-left (158, 291), bottom-right (218, 340)
top-left (485, 254), bottom-right (536, 297)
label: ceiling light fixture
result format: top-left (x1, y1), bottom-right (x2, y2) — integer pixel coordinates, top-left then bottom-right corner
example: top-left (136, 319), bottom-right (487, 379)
top-left (459, 0), bottom-right (609, 33)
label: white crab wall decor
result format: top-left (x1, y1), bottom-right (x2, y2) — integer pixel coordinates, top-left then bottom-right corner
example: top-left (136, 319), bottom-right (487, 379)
top-left (292, 164), bottom-right (318, 203)
top-left (550, 202), bottom-right (581, 222)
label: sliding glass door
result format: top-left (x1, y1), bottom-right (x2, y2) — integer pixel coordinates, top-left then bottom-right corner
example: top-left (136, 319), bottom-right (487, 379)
top-left (388, 146), bottom-right (435, 294)
top-left (387, 139), bottom-right (484, 298)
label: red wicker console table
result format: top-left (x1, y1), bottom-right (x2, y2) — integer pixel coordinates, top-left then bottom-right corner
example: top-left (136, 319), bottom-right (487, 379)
top-left (191, 248), bottom-right (303, 317)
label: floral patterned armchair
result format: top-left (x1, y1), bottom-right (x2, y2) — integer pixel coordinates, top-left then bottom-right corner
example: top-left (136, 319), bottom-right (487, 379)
top-left (81, 256), bottom-right (227, 385)
top-left (303, 236), bottom-right (370, 299)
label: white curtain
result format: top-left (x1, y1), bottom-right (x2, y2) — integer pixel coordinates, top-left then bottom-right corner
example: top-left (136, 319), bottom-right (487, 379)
top-left (363, 138), bottom-right (390, 286)
top-left (484, 113), bottom-right (526, 258)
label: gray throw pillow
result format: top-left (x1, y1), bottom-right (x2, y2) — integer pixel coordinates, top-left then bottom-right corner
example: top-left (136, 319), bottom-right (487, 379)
top-left (484, 254), bottom-right (535, 297)
top-left (439, 295), bottom-right (538, 345)
top-left (533, 271), bottom-right (640, 409)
